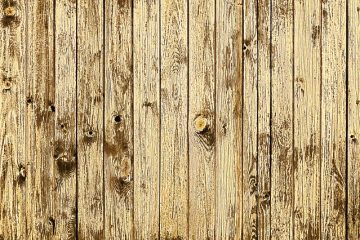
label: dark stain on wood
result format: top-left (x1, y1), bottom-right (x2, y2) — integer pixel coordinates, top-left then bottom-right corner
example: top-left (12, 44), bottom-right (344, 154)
top-left (1, 1), bottom-right (19, 28)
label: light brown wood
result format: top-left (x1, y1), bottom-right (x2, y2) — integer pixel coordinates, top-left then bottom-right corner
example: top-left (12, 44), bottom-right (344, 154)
top-left (321, 0), bottom-right (347, 239)
top-left (348, 0), bottom-right (360, 238)
top-left (133, 0), bottom-right (160, 238)
top-left (293, 0), bottom-right (321, 239)
top-left (215, 0), bottom-right (243, 238)
top-left (104, 0), bottom-right (133, 239)
top-left (0, 0), bottom-right (26, 238)
top-left (77, 0), bottom-right (104, 238)
top-left (54, 0), bottom-right (77, 238)
top-left (26, 0), bottom-right (56, 238)
top-left (160, 0), bottom-right (188, 238)
top-left (1, 1), bottom-right (359, 239)
top-left (188, 0), bottom-right (216, 238)
top-left (243, 0), bottom-right (257, 238)
top-left (257, 0), bottom-right (271, 239)
top-left (270, 0), bottom-right (294, 239)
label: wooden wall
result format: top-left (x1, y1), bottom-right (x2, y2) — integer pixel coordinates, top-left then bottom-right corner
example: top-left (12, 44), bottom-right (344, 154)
top-left (0, 0), bottom-right (359, 239)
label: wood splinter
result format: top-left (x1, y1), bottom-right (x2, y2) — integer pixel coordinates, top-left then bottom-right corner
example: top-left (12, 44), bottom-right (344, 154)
top-left (194, 115), bottom-right (209, 134)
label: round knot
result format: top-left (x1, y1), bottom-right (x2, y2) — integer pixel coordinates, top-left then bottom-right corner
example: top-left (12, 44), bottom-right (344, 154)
top-left (4, 7), bottom-right (16, 17)
top-left (194, 115), bottom-right (208, 133)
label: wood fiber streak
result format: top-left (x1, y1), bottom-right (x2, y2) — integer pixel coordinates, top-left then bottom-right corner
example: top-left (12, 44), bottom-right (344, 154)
top-left (55, 0), bottom-right (77, 238)
top-left (321, 0), bottom-right (347, 239)
top-left (27, 0), bottom-right (56, 238)
top-left (0, 0), bottom-right (26, 238)
top-left (348, 0), bottom-right (360, 238)
top-left (133, 0), bottom-right (160, 239)
top-left (104, 0), bottom-right (133, 239)
top-left (188, 0), bottom-right (216, 238)
top-left (77, 0), bottom-right (104, 238)
top-left (243, 0), bottom-right (257, 239)
top-left (257, 0), bottom-right (271, 239)
top-left (215, 0), bottom-right (243, 239)
top-left (293, 0), bottom-right (321, 239)
top-left (160, 0), bottom-right (188, 239)
top-left (270, 0), bottom-right (294, 239)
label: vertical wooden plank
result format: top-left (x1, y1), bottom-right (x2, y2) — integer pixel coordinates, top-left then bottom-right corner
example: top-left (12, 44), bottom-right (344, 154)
top-left (257, 0), bottom-right (271, 239)
top-left (243, 0), bottom-right (257, 238)
top-left (293, 0), bottom-right (321, 239)
top-left (26, 0), bottom-right (56, 238)
top-left (77, 0), bottom-right (104, 238)
top-left (133, 0), bottom-right (160, 238)
top-left (188, 0), bottom-right (216, 238)
top-left (54, 0), bottom-right (77, 238)
top-left (104, 0), bottom-right (133, 239)
top-left (160, 0), bottom-right (188, 238)
top-left (321, 0), bottom-right (347, 239)
top-left (0, 0), bottom-right (26, 238)
top-left (348, 0), bottom-right (360, 238)
top-left (270, 0), bottom-right (294, 239)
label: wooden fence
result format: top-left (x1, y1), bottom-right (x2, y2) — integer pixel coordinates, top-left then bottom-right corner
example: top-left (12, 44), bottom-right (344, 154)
top-left (0, 0), bottom-right (359, 239)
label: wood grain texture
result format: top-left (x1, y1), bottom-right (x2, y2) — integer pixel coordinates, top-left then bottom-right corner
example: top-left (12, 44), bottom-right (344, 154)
top-left (0, 0), bottom-right (26, 238)
top-left (160, 0), bottom-right (188, 238)
top-left (215, 0), bottom-right (242, 239)
top-left (270, 0), bottom-right (294, 239)
top-left (188, 0), bottom-right (216, 238)
top-left (257, 0), bottom-right (271, 239)
top-left (104, 0), bottom-right (133, 239)
top-left (26, 0), bottom-right (56, 238)
top-left (243, 0), bottom-right (257, 239)
top-left (0, 0), bottom-right (358, 239)
top-left (133, 0), bottom-right (160, 239)
top-left (54, 0), bottom-right (77, 238)
top-left (348, 0), bottom-right (360, 238)
top-left (77, 0), bottom-right (104, 238)
top-left (321, 0), bottom-right (347, 239)
top-left (293, 0), bottom-right (321, 239)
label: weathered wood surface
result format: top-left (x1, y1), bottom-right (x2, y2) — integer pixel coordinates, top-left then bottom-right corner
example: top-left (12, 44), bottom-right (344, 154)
top-left (0, 0), bottom-right (358, 239)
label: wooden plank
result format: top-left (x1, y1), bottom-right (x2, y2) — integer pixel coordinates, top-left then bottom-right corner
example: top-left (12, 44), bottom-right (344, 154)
top-left (0, 0), bottom-right (27, 238)
top-left (26, 0), bottom-right (56, 238)
top-left (77, 0), bottom-right (104, 238)
top-left (188, 0), bottom-right (216, 238)
top-left (270, 0), bottom-right (294, 239)
top-left (242, 0), bottom-right (257, 238)
top-left (293, 0), bottom-right (321, 239)
top-left (257, 0), bottom-right (271, 239)
top-left (104, 0), bottom-right (133, 239)
top-left (348, 0), bottom-right (360, 238)
top-left (133, 0), bottom-right (160, 238)
top-left (54, 0), bottom-right (77, 238)
top-left (320, 0), bottom-right (347, 239)
top-left (159, 0), bottom-right (188, 238)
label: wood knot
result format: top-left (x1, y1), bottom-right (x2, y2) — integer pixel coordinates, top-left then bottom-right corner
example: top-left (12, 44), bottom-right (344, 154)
top-left (2, 76), bottom-right (12, 92)
top-left (113, 114), bottom-right (121, 123)
top-left (350, 134), bottom-right (357, 143)
top-left (4, 6), bottom-right (16, 17)
top-left (17, 164), bottom-right (26, 184)
top-left (83, 129), bottom-right (97, 144)
top-left (194, 115), bottom-right (209, 133)
top-left (55, 153), bottom-right (76, 177)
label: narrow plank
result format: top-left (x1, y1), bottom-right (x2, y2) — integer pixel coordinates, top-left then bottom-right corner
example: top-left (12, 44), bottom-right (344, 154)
top-left (188, 0), bottom-right (216, 238)
top-left (320, 0), bottom-right (347, 239)
top-left (54, 0), bottom-right (77, 238)
top-left (293, 0), bottom-right (321, 239)
top-left (104, 0), bottom-right (133, 239)
top-left (133, 0), bottom-right (160, 238)
top-left (348, 0), bottom-right (360, 238)
top-left (242, 0), bottom-right (257, 238)
top-left (270, 0), bottom-right (294, 239)
top-left (77, 0), bottom-right (104, 238)
top-left (257, 0), bottom-right (271, 238)
top-left (26, 0), bottom-right (56, 238)
top-left (0, 0), bottom-right (26, 238)
top-left (159, 0), bottom-right (188, 238)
